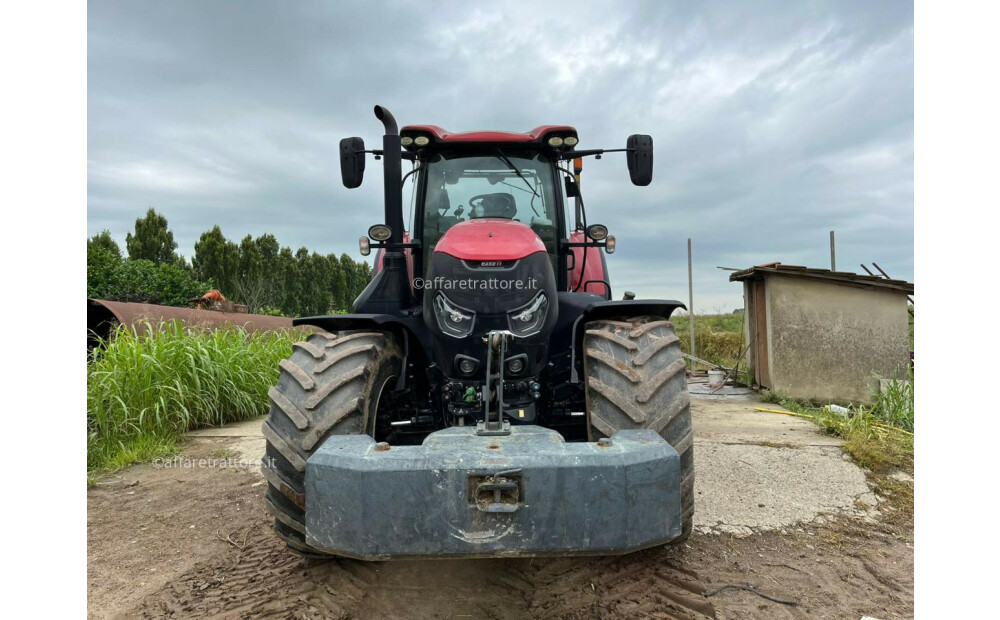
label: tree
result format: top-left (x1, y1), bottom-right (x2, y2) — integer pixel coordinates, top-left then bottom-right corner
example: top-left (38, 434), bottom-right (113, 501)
top-left (276, 247), bottom-right (299, 316)
top-left (96, 210), bottom-right (378, 316)
top-left (172, 253), bottom-right (193, 273)
top-left (338, 253), bottom-right (358, 312)
top-left (255, 234), bottom-right (281, 279)
top-left (325, 253), bottom-right (347, 312)
top-left (235, 234), bottom-right (281, 313)
top-left (88, 230), bottom-right (122, 258)
top-left (192, 225), bottom-right (239, 296)
top-left (125, 208), bottom-right (179, 264)
top-left (238, 234), bottom-right (263, 283)
top-left (88, 239), bottom-right (124, 300)
top-left (296, 248), bottom-right (324, 316)
top-left (357, 261), bottom-right (373, 284)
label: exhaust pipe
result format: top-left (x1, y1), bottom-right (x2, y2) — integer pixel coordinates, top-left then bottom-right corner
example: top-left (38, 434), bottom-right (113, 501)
top-left (374, 105), bottom-right (404, 245)
top-left (366, 105), bottom-right (414, 311)
top-left (374, 105), bottom-right (398, 135)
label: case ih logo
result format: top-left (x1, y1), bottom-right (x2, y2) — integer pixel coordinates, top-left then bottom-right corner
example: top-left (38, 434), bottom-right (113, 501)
top-left (480, 261), bottom-right (503, 268)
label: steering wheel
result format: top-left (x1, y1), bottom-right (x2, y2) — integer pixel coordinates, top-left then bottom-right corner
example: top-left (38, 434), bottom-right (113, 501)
top-left (468, 193), bottom-right (517, 219)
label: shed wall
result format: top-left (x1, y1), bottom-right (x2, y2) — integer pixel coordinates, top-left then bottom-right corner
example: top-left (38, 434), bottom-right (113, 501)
top-left (764, 275), bottom-right (909, 404)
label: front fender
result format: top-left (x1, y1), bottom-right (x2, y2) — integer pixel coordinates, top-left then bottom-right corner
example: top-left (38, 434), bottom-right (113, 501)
top-left (580, 299), bottom-right (686, 323)
top-left (294, 313), bottom-right (431, 388)
top-left (569, 299), bottom-right (687, 383)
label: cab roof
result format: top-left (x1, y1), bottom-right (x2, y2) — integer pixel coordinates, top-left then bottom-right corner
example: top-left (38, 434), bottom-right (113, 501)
top-left (400, 125), bottom-right (577, 145)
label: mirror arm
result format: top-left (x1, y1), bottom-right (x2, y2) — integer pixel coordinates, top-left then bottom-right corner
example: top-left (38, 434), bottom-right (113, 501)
top-left (368, 240), bottom-right (422, 251)
top-left (557, 148), bottom-right (630, 160)
top-left (563, 240), bottom-right (608, 249)
top-left (558, 149), bottom-right (602, 160)
top-left (361, 149), bottom-right (416, 162)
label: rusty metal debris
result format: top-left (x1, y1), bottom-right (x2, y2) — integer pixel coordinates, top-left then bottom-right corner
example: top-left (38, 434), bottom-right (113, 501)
top-left (187, 289), bottom-right (249, 313)
top-left (88, 299), bottom-right (295, 346)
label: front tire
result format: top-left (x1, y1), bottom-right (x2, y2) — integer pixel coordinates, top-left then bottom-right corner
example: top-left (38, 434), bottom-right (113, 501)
top-left (261, 330), bottom-right (402, 555)
top-left (583, 316), bottom-right (694, 541)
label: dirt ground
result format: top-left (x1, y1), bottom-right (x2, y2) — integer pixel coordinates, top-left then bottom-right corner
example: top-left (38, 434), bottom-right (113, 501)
top-left (88, 398), bottom-right (913, 619)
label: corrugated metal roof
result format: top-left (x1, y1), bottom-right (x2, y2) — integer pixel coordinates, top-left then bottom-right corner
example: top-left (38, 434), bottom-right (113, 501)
top-left (729, 263), bottom-right (914, 294)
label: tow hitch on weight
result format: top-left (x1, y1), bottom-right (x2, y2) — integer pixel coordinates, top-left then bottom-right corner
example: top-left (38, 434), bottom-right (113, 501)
top-left (470, 468), bottom-right (522, 513)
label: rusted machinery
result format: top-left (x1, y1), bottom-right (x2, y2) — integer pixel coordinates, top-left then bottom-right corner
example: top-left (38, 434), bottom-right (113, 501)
top-left (87, 299), bottom-right (294, 347)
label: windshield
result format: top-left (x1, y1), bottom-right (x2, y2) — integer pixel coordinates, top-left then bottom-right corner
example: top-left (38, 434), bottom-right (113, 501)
top-left (420, 151), bottom-right (559, 264)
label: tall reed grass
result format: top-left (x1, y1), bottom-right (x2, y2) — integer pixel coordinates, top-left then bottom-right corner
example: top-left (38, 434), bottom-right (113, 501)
top-left (87, 320), bottom-right (301, 476)
top-left (671, 313), bottom-right (747, 369)
top-left (871, 369), bottom-right (914, 432)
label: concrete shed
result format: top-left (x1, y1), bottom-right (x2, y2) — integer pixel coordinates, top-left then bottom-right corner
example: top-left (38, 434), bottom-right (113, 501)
top-left (730, 264), bottom-right (913, 405)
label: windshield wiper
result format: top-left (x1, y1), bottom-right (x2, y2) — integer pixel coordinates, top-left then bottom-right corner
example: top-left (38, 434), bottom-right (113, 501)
top-left (495, 149), bottom-right (540, 201)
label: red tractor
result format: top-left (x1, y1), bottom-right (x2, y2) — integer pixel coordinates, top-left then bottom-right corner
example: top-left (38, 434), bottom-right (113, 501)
top-left (262, 105), bottom-right (692, 559)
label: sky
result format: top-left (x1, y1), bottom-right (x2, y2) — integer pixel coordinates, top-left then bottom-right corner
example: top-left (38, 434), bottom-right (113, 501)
top-left (87, 0), bottom-right (914, 313)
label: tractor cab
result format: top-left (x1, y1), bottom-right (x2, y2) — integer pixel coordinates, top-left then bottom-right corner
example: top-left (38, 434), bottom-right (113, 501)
top-left (355, 122), bottom-right (646, 300)
top-left (415, 149), bottom-right (561, 282)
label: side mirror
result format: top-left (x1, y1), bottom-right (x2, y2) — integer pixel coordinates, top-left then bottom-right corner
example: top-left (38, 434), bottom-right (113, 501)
top-left (626, 134), bottom-right (653, 186)
top-left (339, 137), bottom-right (366, 189)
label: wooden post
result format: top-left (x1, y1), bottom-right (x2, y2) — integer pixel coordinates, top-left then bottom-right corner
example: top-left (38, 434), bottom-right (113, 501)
top-left (687, 238), bottom-right (695, 368)
top-left (829, 230), bottom-right (836, 271)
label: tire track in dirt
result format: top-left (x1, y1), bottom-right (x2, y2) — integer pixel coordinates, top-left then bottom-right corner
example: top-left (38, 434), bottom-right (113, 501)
top-left (133, 526), bottom-right (715, 619)
top-left (525, 552), bottom-right (715, 619)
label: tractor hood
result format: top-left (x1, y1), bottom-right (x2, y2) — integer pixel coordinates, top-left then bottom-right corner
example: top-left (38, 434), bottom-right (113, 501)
top-left (433, 219), bottom-right (547, 262)
top-left (423, 219), bottom-right (557, 316)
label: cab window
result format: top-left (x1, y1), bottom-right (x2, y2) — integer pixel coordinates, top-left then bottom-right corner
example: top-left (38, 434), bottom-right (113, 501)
top-left (420, 152), bottom-right (559, 270)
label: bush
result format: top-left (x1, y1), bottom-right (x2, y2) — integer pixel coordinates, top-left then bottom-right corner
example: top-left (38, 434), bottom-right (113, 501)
top-left (257, 307), bottom-right (286, 317)
top-left (87, 321), bottom-right (304, 475)
top-left (88, 245), bottom-right (210, 307)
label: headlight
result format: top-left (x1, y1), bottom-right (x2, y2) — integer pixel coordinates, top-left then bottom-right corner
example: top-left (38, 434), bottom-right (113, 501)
top-left (586, 223), bottom-right (608, 241)
top-left (368, 224), bottom-right (392, 241)
top-left (433, 294), bottom-right (476, 338)
top-left (507, 293), bottom-right (548, 337)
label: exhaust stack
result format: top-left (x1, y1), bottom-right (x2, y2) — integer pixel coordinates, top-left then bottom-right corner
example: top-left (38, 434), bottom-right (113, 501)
top-left (374, 105), bottom-right (404, 245)
top-left (347, 105), bottom-right (413, 314)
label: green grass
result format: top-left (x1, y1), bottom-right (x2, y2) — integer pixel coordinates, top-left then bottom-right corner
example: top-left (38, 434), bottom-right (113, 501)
top-left (86, 434), bottom-right (178, 486)
top-left (760, 369), bottom-right (914, 477)
top-left (670, 313), bottom-right (747, 370)
top-left (87, 320), bottom-right (304, 479)
top-left (670, 312), bottom-right (744, 335)
top-left (872, 369), bottom-right (914, 432)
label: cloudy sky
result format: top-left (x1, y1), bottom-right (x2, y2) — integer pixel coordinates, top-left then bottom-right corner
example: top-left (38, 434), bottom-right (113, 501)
top-left (88, 0), bottom-right (913, 312)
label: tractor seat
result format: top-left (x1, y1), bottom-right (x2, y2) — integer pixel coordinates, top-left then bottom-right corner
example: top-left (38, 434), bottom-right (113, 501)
top-left (472, 193), bottom-right (517, 219)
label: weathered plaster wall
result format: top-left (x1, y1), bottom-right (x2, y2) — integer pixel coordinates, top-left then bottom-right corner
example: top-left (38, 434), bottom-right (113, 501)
top-left (765, 275), bottom-right (909, 405)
